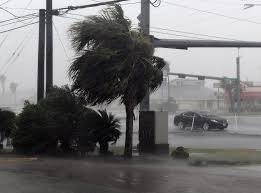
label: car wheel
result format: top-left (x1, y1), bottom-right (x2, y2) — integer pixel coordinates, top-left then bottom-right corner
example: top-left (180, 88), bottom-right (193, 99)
top-left (202, 123), bottom-right (209, 131)
top-left (178, 122), bottom-right (185, 130)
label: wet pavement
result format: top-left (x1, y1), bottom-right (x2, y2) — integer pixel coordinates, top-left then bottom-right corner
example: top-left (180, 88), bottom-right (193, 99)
top-left (1, 157), bottom-right (261, 193)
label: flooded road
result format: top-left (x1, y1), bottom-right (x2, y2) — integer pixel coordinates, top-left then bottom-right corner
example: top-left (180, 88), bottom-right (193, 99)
top-left (1, 158), bottom-right (261, 193)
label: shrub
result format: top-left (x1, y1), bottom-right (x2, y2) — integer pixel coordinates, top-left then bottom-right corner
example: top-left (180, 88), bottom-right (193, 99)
top-left (0, 109), bottom-right (16, 145)
top-left (171, 146), bottom-right (189, 159)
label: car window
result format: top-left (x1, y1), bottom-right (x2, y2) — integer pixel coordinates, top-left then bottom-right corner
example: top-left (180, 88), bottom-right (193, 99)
top-left (184, 112), bottom-right (194, 117)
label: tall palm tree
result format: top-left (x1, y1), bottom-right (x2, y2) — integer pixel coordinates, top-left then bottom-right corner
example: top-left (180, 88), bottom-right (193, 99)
top-left (0, 75), bottom-right (6, 96)
top-left (69, 4), bottom-right (166, 157)
top-left (10, 82), bottom-right (18, 105)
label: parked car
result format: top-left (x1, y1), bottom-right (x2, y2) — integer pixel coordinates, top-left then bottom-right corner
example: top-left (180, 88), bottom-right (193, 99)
top-left (174, 111), bottom-right (228, 131)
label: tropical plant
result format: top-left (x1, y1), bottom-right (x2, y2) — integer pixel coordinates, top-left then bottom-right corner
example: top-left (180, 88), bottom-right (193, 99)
top-left (95, 110), bottom-right (121, 154)
top-left (0, 109), bottom-right (16, 146)
top-left (0, 75), bottom-right (6, 95)
top-left (69, 4), bottom-right (166, 157)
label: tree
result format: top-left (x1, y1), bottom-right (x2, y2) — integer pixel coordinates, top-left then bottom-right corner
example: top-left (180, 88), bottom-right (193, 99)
top-left (10, 82), bottom-right (18, 105)
top-left (0, 75), bottom-right (6, 96)
top-left (69, 4), bottom-right (166, 157)
top-left (220, 78), bottom-right (237, 112)
top-left (12, 86), bottom-right (86, 154)
top-left (95, 110), bottom-right (121, 154)
top-left (0, 109), bottom-right (16, 146)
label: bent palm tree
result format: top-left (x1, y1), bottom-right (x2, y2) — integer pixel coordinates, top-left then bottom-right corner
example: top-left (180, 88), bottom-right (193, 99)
top-left (69, 4), bottom-right (166, 157)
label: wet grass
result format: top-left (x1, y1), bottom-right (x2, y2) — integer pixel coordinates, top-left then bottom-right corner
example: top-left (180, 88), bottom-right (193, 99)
top-left (110, 146), bottom-right (261, 165)
top-left (187, 148), bottom-right (261, 165)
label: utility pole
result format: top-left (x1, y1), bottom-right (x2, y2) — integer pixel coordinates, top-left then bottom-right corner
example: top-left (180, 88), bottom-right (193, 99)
top-left (140, 0), bottom-right (150, 111)
top-left (37, 9), bottom-right (45, 102)
top-left (236, 50), bottom-right (241, 113)
top-left (46, 0), bottom-right (53, 93)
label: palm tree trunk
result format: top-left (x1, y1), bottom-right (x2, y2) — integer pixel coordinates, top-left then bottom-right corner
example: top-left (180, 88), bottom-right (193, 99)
top-left (124, 103), bottom-right (134, 158)
top-left (99, 141), bottom-right (109, 154)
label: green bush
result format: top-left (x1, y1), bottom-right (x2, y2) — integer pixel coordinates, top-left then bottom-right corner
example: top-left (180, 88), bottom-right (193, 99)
top-left (11, 86), bottom-right (121, 155)
top-left (171, 146), bottom-right (189, 159)
top-left (0, 108), bottom-right (16, 145)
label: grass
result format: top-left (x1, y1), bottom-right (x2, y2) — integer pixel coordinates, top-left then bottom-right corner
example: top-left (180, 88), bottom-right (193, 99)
top-left (110, 146), bottom-right (261, 165)
top-left (187, 148), bottom-right (261, 165)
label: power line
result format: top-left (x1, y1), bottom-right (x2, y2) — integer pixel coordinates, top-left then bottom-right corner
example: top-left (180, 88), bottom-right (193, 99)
top-left (0, 21), bottom-right (38, 34)
top-left (0, 0), bottom-right (13, 6)
top-left (0, 23), bottom-right (37, 74)
top-left (0, 15), bottom-right (38, 27)
top-left (164, 1), bottom-right (261, 25)
top-left (0, 13), bottom-right (38, 24)
top-left (53, 21), bottom-right (70, 62)
top-left (56, 15), bottom-right (82, 21)
top-left (150, 30), bottom-right (208, 40)
top-left (150, 26), bottom-right (240, 41)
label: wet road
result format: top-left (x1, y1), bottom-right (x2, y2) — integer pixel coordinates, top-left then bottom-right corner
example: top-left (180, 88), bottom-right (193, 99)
top-left (1, 158), bottom-right (261, 193)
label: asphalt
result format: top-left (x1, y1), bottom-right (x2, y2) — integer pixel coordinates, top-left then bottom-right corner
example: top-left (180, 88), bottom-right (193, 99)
top-left (1, 157), bottom-right (261, 193)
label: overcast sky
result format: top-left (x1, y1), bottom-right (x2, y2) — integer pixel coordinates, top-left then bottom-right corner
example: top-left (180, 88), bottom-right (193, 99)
top-left (1, 0), bottom-right (261, 92)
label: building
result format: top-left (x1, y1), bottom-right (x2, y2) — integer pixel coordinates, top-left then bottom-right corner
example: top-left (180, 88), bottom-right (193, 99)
top-left (151, 79), bottom-right (224, 112)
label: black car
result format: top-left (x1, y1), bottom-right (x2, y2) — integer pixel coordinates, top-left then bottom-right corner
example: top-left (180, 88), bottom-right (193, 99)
top-left (174, 111), bottom-right (228, 131)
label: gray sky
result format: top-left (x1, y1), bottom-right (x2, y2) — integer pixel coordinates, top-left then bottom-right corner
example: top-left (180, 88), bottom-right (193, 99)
top-left (1, 0), bottom-right (261, 91)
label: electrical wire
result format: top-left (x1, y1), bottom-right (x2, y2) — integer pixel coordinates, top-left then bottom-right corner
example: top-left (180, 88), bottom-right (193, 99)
top-left (0, 21), bottom-right (38, 34)
top-left (150, 26), bottom-right (240, 41)
top-left (0, 22), bottom-right (37, 75)
top-left (0, 15), bottom-right (38, 27)
top-left (53, 21), bottom-right (70, 62)
top-left (0, 13), bottom-right (37, 24)
top-left (150, 30), bottom-right (208, 40)
top-left (0, 0), bottom-right (13, 6)
top-left (164, 1), bottom-right (261, 25)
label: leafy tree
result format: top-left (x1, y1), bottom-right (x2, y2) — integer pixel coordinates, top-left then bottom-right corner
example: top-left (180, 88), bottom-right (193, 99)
top-left (69, 4), bottom-right (165, 157)
top-left (39, 85), bottom-right (85, 152)
top-left (0, 109), bottom-right (16, 145)
top-left (12, 101), bottom-right (54, 153)
top-left (12, 86), bottom-right (86, 154)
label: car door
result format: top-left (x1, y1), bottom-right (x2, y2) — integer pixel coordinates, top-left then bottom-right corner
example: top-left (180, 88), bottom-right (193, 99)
top-left (193, 113), bottom-right (202, 128)
top-left (183, 112), bottom-right (194, 127)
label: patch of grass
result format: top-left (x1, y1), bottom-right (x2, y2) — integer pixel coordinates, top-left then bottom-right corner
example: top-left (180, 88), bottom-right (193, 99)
top-left (110, 146), bottom-right (261, 165)
top-left (188, 148), bottom-right (261, 165)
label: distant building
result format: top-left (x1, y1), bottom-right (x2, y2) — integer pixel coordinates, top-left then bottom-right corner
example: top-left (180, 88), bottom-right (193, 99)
top-left (151, 79), bottom-right (225, 112)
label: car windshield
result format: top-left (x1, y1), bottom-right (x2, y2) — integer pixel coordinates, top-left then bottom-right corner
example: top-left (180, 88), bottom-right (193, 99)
top-left (197, 111), bottom-right (215, 117)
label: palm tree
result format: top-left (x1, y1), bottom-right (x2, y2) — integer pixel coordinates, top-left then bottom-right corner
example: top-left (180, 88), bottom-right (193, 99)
top-left (69, 4), bottom-right (166, 157)
top-left (9, 82), bottom-right (18, 105)
top-left (0, 75), bottom-right (6, 96)
top-left (96, 110), bottom-right (121, 154)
